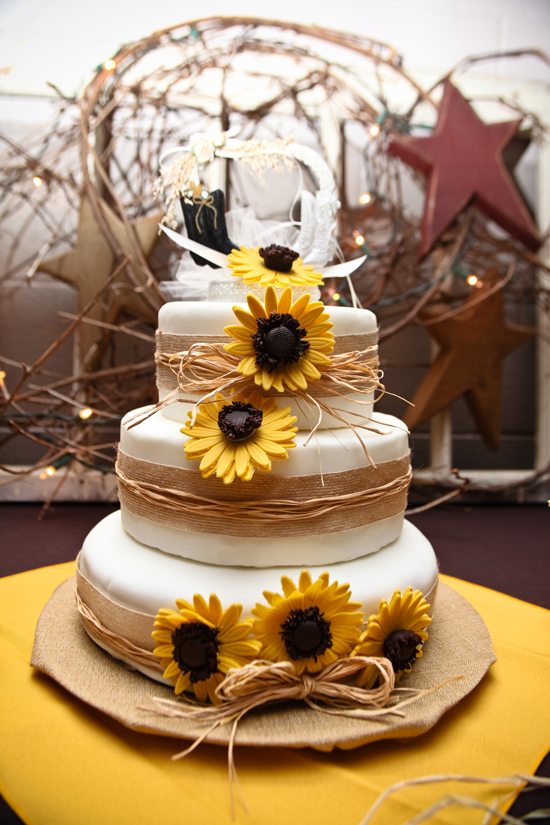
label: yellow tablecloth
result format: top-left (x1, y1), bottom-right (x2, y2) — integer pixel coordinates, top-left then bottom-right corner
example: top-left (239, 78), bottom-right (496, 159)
top-left (0, 562), bottom-right (548, 825)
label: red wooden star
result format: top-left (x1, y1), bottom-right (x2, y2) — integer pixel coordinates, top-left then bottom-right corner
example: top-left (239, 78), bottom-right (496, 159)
top-left (389, 81), bottom-right (540, 257)
top-left (403, 272), bottom-right (534, 450)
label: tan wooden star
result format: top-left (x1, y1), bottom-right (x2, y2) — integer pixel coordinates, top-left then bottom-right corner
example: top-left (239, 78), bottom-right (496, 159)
top-left (404, 272), bottom-right (534, 449)
top-left (39, 195), bottom-right (162, 367)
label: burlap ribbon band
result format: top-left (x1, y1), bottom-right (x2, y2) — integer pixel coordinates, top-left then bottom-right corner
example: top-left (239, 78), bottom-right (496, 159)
top-left (116, 449), bottom-right (411, 538)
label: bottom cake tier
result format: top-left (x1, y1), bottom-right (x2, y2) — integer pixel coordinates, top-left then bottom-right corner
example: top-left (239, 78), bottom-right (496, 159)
top-left (76, 511), bottom-right (438, 686)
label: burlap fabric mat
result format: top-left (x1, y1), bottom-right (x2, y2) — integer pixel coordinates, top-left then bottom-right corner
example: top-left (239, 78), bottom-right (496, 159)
top-left (31, 577), bottom-right (495, 752)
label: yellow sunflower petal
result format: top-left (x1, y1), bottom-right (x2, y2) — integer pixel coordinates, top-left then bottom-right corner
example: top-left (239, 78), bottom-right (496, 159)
top-left (191, 593), bottom-right (210, 620)
top-left (245, 439), bottom-right (272, 469)
top-left (232, 306), bottom-right (257, 331)
top-left (259, 370), bottom-right (275, 391)
top-left (254, 438), bottom-right (288, 456)
top-left (151, 629), bottom-right (173, 643)
top-left (199, 439), bottom-right (228, 472)
top-left (224, 640), bottom-right (263, 658)
top-left (281, 576), bottom-right (298, 598)
top-left (234, 444), bottom-right (252, 478)
top-left (278, 288), bottom-right (292, 313)
top-left (304, 350), bottom-right (331, 366)
top-left (225, 342), bottom-right (255, 356)
top-left (265, 285), bottom-right (279, 314)
top-left (297, 305), bottom-right (327, 326)
top-left (238, 356), bottom-right (259, 376)
top-left (224, 324), bottom-right (254, 342)
top-left (285, 364), bottom-right (309, 390)
top-left (259, 271), bottom-right (276, 286)
top-left (208, 593), bottom-right (223, 625)
top-left (193, 680), bottom-right (209, 703)
top-left (262, 406), bottom-right (294, 425)
top-left (223, 609), bottom-right (249, 629)
top-left (185, 435), bottom-right (225, 457)
top-left (299, 359), bottom-right (323, 380)
top-left (289, 292), bottom-right (312, 319)
top-left (269, 373), bottom-right (285, 392)
top-left (221, 625), bottom-right (256, 643)
top-left (163, 659), bottom-right (181, 680)
top-left (247, 292), bottom-right (268, 320)
top-left (153, 644), bottom-right (175, 658)
top-left (215, 445), bottom-right (236, 479)
top-left (181, 425), bottom-right (221, 439)
top-left (175, 671), bottom-right (191, 695)
top-left (223, 465), bottom-right (236, 484)
top-left (298, 570), bottom-right (313, 592)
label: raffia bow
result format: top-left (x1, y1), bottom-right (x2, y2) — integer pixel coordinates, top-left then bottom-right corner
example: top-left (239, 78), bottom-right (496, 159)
top-left (143, 655), bottom-right (435, 745)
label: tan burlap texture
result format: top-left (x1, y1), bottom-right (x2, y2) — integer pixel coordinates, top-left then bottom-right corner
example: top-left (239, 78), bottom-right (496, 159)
top-left (31, 578), bottom-right (495, 751)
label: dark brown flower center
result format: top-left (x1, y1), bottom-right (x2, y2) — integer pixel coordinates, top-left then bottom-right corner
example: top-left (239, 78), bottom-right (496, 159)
top-left (172, 622), bottom-right (219, 683)
top-left (218, 402), bottom-right (263, 441)
top-left (253, 312), bottom-right (309, 372)
top-left (383, 629), bottom-right (422, 673)
top-left (280, 606), bottom-right (332, 661)
top-left (259, 244), bottom-right (299, 273)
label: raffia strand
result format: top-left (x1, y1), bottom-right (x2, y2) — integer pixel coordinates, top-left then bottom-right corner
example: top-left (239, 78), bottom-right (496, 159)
top-left (358, 772), bottom-right (550, 825)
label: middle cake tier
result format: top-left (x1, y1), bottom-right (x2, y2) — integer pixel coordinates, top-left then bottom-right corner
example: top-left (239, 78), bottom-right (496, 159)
top-left (117, 408), bottom-right (411, 567)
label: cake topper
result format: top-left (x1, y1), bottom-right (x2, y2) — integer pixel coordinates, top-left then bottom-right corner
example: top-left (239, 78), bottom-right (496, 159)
top-left (156, 131), bottom-right (366, 301)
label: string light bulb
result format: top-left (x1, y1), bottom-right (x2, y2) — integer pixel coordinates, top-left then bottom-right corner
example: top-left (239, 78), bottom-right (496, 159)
top-left (32, 175), bottom-right (43, 188)
top-left (39, 465), bottom-right (57, 480)
top-left (369, 123), bottom-right (381, 138)
top-left (78, 407), bottom-right (94, 420)
top-left (358, 192), bottom-right (372, 205)
top-left (103, 58), bottom-right (117, 71)
top-left (354, 233), bottom-right (366, 247)
top-left (332, 292), bottom-right (341, 302)
top-left (466, 273), bottom-right (479, 287)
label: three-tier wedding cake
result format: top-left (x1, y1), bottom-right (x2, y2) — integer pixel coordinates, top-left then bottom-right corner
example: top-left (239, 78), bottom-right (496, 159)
top-left (75, 135), bottom-right (438, 705)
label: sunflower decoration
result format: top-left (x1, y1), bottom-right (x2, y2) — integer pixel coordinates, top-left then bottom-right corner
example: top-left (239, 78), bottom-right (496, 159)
top-left (224, 285), bottom-right (335, 392)
top-left (152, 593), bottom-right (262, 703)
top-left (251, 571), bottom-right (364, 674)
top-left (227, 244), bottom-right (324, 289)
top-left (353, 587), bottom-right (432, 687)
top-left (182, 392), bottom-right (297, 483)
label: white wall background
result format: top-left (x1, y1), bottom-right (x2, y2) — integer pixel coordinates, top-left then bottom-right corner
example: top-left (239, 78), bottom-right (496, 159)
top-left (1, 0), bottom-right (549, 98)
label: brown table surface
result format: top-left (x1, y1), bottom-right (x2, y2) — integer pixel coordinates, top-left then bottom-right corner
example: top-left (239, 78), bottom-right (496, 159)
top-left (1, 502), bottom-right (548, 823)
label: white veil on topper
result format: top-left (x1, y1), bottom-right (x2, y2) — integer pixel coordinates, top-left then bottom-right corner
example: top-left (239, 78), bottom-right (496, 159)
top-left (156, 130), bottom-right (365, 304)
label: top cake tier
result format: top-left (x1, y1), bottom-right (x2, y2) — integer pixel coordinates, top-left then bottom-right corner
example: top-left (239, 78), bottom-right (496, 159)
top-left (156, 299), bottom-right (380, 430)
